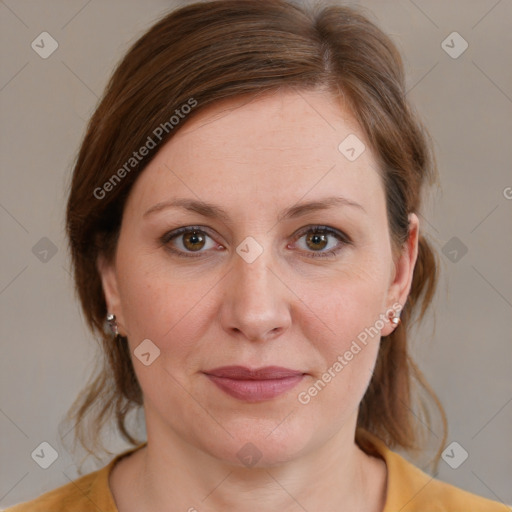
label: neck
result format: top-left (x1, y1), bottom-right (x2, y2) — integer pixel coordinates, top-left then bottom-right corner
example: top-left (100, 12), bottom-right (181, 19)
top-left (126, 411), bottom-right (386, 512)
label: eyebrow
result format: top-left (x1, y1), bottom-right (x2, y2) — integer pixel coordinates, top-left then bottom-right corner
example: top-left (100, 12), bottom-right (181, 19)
top-left (143, 196), bottom-right (366, 221)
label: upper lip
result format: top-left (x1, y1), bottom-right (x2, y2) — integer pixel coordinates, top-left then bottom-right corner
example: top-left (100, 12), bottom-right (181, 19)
top-left (204, 366), bottom-right (305, 380)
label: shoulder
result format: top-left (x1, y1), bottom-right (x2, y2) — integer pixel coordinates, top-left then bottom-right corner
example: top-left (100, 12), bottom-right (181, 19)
top-left (3, 466), bottom-right (112, 512)
top-left (357, 429), bottom-right (510, 512)
top-left (384, 450), bottom-right (509, 511)
top-left (3, 443), bottom-right (146, 512)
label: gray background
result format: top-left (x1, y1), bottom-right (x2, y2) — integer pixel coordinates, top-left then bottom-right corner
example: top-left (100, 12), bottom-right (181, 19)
top-left (1, 0), bottom-right (511, 509)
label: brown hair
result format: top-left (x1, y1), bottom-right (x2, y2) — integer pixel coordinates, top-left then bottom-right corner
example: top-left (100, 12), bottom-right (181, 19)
top-left (62, 0), bottom-right (447, 470)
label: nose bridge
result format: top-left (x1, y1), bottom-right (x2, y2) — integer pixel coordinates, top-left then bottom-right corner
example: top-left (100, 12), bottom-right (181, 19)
top-left (238, 251), bottom-right (276, 301)
top-left (220, 242), bottom-right (291, 341)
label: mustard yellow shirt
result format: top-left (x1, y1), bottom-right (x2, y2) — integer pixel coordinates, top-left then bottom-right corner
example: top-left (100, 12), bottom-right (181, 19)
top-left (5, 430), bottom-right (509, 511)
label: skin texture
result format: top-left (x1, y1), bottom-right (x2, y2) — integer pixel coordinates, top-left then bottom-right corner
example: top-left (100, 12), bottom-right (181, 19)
top-left (99, 88), bottom-right (419, 512)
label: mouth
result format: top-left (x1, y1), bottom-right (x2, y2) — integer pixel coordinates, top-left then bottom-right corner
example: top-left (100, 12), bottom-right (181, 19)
top-left (203, 366), bottom-right (306, 402)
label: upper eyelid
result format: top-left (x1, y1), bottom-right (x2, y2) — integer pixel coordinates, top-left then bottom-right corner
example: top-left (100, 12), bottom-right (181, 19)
top-left (292, 225), bottom-right (348, 239)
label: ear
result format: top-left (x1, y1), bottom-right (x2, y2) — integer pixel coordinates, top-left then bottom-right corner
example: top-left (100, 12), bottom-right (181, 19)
top-left (97, 254), bottom-right (126, 336)
top-left (380, 213), bottom-right (419, 337)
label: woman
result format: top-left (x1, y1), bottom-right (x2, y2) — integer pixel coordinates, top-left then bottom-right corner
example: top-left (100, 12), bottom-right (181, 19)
top-left (6, 1), bottom-right (508, 510)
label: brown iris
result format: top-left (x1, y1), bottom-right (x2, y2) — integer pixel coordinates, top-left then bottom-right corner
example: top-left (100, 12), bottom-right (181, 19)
top-left (305, 231), bottom-right (328, 251)
top-left (182, 230), bottom-right (206, 251)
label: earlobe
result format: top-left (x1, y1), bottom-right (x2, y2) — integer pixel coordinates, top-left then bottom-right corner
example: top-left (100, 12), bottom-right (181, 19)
top-left (381, 213), bottom-right (420, 336)
top-left (97, 254), bottom-right (125, 332)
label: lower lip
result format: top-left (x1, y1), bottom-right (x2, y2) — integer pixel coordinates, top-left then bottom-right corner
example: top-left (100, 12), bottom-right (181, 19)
top-left (205, 374), bottom-right (304, 402)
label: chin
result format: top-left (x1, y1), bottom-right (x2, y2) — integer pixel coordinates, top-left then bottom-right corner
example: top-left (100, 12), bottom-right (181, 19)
top-left (198, 415), bottom-right (317, 469)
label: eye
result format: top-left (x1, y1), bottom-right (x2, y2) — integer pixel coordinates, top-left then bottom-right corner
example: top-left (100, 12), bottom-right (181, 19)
top-left (161, 226), bottom-right (222, 257)
top-left (161, 225), bottom-right (350, 259)
top-left (291, 225), bottom-right (350, 258)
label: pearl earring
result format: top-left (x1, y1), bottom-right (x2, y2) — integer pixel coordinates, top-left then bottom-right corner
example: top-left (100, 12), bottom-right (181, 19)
top-left (391, 314), bottom-right (401, 326)
top-left (106, 313), bottom-right (119, 336)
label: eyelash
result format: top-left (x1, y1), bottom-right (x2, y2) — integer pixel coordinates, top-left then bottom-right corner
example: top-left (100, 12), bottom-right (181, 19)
top-left (160, 225), bottom-right (351, 259)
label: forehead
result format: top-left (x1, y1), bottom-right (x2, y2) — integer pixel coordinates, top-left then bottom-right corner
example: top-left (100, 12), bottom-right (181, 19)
top-left (126, 89), bottom-right (385, 218)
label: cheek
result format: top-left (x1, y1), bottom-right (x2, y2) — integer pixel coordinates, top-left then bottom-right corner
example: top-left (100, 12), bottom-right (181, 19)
top-left (115, 259), bottom-right (219, 412)
top-left (116, 253), bottom-right (220, 354)
top-left (292, 260), bottom-right (390, 400)
top-left (297, 255), bottom-right (391, 344)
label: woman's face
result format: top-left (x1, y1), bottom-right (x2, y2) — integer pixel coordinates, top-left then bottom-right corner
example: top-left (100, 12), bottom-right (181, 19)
top-left (99, 89), bottom-right (418, 466)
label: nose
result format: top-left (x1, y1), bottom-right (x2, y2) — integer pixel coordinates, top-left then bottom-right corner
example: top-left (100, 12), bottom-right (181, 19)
top-left (219, 247), bottom-right (292, 342)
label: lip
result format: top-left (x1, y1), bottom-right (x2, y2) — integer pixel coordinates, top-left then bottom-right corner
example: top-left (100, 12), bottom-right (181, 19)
top-left (204, 365), bottom-right (304, 379)
top-left (203, 366), bottom-right (305, 402)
